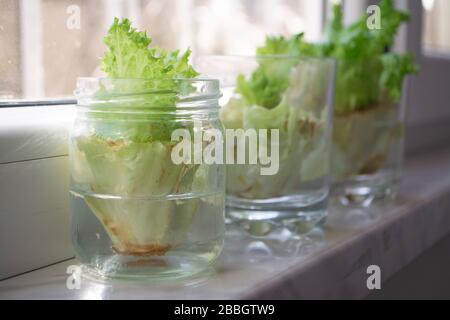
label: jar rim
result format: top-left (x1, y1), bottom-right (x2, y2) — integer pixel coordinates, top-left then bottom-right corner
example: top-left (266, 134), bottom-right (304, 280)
top-left (77, 76), bottom-right (220, 84)
top-left (75, 77), bottom-right (222, 104)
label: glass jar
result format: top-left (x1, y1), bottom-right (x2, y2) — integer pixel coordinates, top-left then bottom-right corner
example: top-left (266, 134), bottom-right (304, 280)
top-left (196, 56), bottom-right (336, 235)
top-left (331, 59), bottom-right (406, 206)
top-left (70, 78), bottom-right (225, 280)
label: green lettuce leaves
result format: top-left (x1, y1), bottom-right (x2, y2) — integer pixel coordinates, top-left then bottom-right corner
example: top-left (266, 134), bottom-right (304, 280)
top-left (235, 0), bottom-right (418, 115)
top-left (102, 18), bottom-right (198, 79)
top-left (236, 34), bottom-right (307, 109)
top-left (380, 53), bottom-right (418, 102)
top-left (87, 18), bottom-right (201, 143)
top-left (320, 0), bottom-right (418, 113)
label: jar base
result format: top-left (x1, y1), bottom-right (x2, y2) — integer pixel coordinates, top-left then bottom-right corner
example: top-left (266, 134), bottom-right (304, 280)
top-left (332, 173), bottom-right (400, 207)
top-left (78, 250), bottom-right (219, 282)
top-left (226, 193), bottom-right (328, 237)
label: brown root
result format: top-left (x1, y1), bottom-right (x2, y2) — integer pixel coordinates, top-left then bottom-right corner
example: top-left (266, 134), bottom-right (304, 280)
top-left (359, 154), bottom-right (386, 175)
top-left (113, 243), bottom-right (172, 256)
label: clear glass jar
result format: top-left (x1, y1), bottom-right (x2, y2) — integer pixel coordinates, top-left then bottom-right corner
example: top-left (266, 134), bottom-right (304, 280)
top-left (331, 59), bottom-right (406, 206)
top-left (70, 78), bottom-right (225, 280)
top-left (196, 56), bottom-right (336, 235)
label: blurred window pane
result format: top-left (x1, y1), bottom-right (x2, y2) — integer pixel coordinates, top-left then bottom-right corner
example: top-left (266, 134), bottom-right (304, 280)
top-left (0, 0), bottom-right (324, 103)
top-left (422, 0), bottom-right (450, 54)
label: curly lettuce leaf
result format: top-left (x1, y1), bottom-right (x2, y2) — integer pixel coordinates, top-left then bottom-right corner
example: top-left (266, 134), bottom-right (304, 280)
top-left (380, 53), bottom-right (419, 101)
top-left (236, 34), bottom-right (306, 109)
top-left (102, 18), bottom-right (198, 79)
top-left (320, 0), bottom-right (418, 113)
top-left (87, 18), bottom-right (200, 142)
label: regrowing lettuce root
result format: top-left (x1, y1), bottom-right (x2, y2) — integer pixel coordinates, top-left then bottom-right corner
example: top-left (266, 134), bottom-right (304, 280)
top-left (322, 1), bottom-right (417, 179)
top-left (331, 100), bottom-right (401, 180)
top-left (222, 51), bottom-right (329, 199)
top-left (71, 136), bottom-right (199, 255)
top-left (71, 18), bottom-right (203, 256)
top-left (293, 0), bottom-right (418, 180)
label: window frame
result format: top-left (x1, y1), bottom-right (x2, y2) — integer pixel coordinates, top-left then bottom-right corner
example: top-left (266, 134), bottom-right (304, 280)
top-left (402, 0), bottom-right (450, 153)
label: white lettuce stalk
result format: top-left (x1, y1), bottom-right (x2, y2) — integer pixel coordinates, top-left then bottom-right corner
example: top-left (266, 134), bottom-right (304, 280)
top-left (331, 100), bottom-right (401, 180)
top-left (222, 60), bottom-right (328, 199)
top-left (71, 136), bottom-right (201, 255)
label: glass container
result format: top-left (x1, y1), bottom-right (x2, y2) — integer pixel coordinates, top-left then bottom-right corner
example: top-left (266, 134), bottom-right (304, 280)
top-left (70, 78), bottom-right (225, 280)
top-left (196, 56), bottom-right (336, 235)
top-left (331, 59), bottom-right (407, 206)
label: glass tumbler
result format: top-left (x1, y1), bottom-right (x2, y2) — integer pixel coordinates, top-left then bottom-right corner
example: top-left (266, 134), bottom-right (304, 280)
top-left (331, 59), bottom-right (407, 206)
top-left (70, 78), bottom-right (225, 280)
top-left (196, 56), bottom-right (336, 235)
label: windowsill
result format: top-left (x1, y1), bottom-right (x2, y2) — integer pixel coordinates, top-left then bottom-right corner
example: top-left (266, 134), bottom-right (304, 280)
top-left (1, 146), bottom-right (450, 299)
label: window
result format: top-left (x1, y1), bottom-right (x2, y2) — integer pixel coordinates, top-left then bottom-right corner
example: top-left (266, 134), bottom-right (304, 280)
top-left (403, 0), bottom-right (450, 153)
top-left (422, 0), bottom-right (450, 54)
top-left (0, 0), bottom-right (325, 104)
